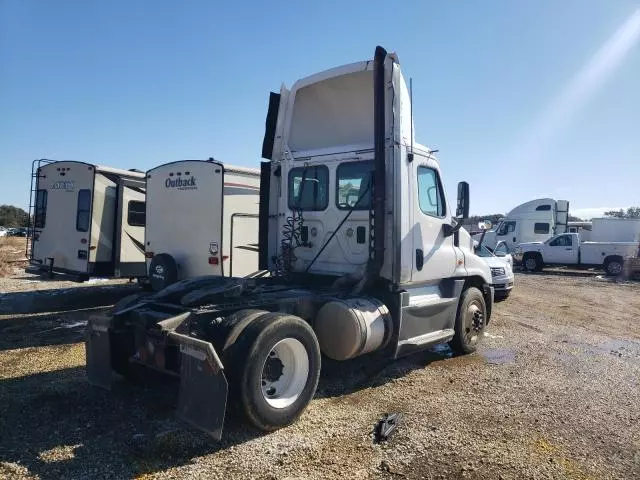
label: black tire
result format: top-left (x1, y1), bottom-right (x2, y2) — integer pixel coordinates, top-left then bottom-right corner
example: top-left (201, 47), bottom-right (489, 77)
top-left (523, 253), bottom-right (543, 272)
top-left (228, 312), bottom-right (321, 432)
top-left (149, 253), bottom-right (178, 292)
top-left (449, 287), bottom-right (487, 355)
top-left (604, 257), bottom-right (624, 277)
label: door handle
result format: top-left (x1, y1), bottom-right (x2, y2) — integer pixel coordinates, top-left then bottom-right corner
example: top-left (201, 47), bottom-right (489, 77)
top-left (565, 248), bottom-right (572, 250)
top-left (416, 249), bottom-right (424, 271)
top-left (513, 237), bottom-right (516, 243)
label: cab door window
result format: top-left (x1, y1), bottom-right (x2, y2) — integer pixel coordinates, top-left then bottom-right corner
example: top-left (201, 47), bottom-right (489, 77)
top-left (497, 221), bottom-right (516, 236)
top-left (417, 166), bottom-right (446, 217)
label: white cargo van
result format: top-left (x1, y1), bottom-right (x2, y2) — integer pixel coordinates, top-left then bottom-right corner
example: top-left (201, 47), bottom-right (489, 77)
top-left (26, 159), bottom-right (146, 280)
top-left (144, 160), bottom-right (261, 291)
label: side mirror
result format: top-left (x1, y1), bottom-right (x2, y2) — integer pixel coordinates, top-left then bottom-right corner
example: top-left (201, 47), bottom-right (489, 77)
top-left (456, 181), bottom-right (469, 219)
top-left (478, 220), bottom-right (492, 231)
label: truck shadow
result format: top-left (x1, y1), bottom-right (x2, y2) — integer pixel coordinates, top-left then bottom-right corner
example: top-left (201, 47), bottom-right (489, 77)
top-left (0, 308), bottom-right (103, 351)
top-left (0, 347), bottom-right (455, 479)
top-left (0, 283), bottom-right (140, 315)
top-left (0, 367), bottom-right (264, 479)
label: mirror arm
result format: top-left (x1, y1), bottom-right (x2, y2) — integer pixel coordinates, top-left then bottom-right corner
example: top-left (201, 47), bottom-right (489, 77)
top-left (443, 219), bottom-right (463, 237)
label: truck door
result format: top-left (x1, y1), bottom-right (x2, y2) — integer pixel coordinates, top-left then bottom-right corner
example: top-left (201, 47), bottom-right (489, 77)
top-left (496, 221), bottom-right (517, 250)
top-left (409, 155), bottom-right (456, 283)
top-left (545, 234), bottom-right (579, 264)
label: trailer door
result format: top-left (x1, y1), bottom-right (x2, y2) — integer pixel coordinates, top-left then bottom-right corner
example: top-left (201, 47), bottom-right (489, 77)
top-left (114, 178), bottom-right (147, 278)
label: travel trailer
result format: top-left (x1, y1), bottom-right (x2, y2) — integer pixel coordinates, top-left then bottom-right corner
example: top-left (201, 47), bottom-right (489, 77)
top-left (144, 160), bottom-right (261, 291)
top-left (26, 159), bottom-right (146, 280)
top-left (476, 198), bottom-right (569, 251)
top-left (87, 46), bottom-right (495, 440)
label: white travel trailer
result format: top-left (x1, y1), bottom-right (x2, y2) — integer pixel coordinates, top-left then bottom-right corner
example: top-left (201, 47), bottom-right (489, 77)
top-left (27, 159), bottom-right (147, 280)
top-left (476, 198), bottom-right (569, 252)
top-left (144, 159), bottom-right (261, 291)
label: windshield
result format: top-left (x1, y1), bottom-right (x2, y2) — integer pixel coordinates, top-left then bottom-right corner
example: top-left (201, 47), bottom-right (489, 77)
top-left (475, 245), bottom-right (495, 258)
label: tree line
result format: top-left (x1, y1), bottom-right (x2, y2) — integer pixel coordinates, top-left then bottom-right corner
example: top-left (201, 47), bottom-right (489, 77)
top-left (0, 205), bottom-right (29, 228)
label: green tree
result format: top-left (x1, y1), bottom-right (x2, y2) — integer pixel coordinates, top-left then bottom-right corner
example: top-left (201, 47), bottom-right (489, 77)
top-left (604, 207), bottom-right (640, 219)
top-left (0, 205), bottom-right (29, 227)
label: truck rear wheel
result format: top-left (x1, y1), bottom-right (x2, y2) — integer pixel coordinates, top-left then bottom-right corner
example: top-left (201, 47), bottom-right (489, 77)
top-left (604, 257), bottom-right (624, 277)
top-left (231, 313), bottom-right (321, 431)
top-left (450, 287), bottom-right (487, 354)
top-left (523, 253), bottom-right (543, 272)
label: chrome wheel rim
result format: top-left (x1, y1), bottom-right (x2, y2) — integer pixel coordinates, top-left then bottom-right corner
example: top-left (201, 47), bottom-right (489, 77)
top-left (464, 300), bottom-right (485, 346)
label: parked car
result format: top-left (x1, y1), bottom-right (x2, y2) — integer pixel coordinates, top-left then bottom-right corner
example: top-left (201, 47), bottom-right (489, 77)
top-left (8, 228), bottom-right (28, 237)
top-left (0, 226), bottom-right (7, 237)
top-left (475, 241), bottom-right (514, 299)
top-left (484, 240), bottom-right (513, 270)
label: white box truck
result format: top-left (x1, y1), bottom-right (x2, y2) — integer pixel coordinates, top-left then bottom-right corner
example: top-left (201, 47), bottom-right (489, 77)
top-left (144, 160), bottom-right (261, 291)
top-left (86, 46), bottom-right (494, 440)
top-left (27, 159), bottom-right (147, 281)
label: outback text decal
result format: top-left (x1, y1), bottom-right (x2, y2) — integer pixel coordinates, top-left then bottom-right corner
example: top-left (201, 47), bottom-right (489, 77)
top-left (51, 180), bottom-right (75, 191)
top-left (165, 176), bottom-right (197, 190)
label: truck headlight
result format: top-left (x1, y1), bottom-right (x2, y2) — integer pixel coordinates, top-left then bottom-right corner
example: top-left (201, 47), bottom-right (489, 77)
top-left (491, 267), bottom-right (505, 277)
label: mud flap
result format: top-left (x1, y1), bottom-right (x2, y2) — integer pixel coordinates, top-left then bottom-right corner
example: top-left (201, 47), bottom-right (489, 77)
top-left (169, 332), bottom-right (228, 440)
top-left (85, 314), bottom-right (113, 390)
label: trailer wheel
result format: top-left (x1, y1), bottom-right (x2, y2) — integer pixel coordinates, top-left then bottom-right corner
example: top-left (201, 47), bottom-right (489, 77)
top-left (604, 257), bottom-right (624, 277)
top-left (232, 312), bottom-right (321, 431)
top-left (449, 287), bottom-right (487, 355)
top-left (523, 253), bottom-right (543, 272)
top-left (149, 253), bottom-right (178, 291)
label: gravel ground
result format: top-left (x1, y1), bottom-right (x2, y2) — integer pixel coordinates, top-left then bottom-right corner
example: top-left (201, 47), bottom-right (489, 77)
top-left (0, 272), bottom-right (639, 479)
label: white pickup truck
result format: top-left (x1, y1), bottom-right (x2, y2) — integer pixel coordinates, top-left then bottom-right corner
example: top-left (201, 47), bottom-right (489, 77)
top-left (514, 232), bottom-right (639, 276)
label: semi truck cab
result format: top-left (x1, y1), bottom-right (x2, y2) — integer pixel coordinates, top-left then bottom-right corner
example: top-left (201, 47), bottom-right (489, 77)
top-left (86, 46), bottom-right (494, 440)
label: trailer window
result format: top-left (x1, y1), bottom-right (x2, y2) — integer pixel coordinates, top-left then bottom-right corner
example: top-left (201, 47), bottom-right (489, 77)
top-left (336, 161), bottom-right (373, 210)
top-left (288, 166), bottom-right (329, 211)
top-left (34, 190), bottom-right (47, 228)
top-left (417, 167), bottom-right (446, 217)
top-left (76, 189), bottom-right (91, 232)
top-left (127, 201), bottom-right (146, 227)
top-left (536, 205), bottom-right (552, 211)
top-left (534, 222), bottom-right (550, 234)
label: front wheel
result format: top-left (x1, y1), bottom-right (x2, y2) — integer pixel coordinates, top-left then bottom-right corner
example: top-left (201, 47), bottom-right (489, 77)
top-left (450, 287), bottom-right (487, 354)
top-left (523, 254), bottom-right (543, 272)
top-left (232, 313), bottom-right (321, 431)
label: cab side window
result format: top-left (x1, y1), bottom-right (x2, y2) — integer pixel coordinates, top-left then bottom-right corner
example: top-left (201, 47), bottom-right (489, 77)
top-left (417, 166), bottom-right (446, 217)
top-left (497, 221), bottom-right (515, 235)
top-left (549, 235), bottom-right (572, 247)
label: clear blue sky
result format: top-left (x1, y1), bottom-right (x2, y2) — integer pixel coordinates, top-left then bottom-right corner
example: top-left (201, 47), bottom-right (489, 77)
top-left (1, 0), bottom-right (639, 218)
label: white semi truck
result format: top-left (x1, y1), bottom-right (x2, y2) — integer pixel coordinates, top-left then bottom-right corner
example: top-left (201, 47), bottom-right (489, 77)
top-left (514, 232), bottom-right (640, 276)
top-left (86, 46), bottom-right (494, 439)
top-left (476, 198), bottom-right (570, 252)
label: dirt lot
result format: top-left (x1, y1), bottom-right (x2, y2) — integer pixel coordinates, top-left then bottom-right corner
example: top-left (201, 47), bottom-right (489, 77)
top-left (0, 272), bottom-right (639, 479)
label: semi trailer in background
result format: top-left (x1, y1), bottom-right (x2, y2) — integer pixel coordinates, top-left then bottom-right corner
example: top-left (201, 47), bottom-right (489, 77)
top-left (26, 159), bottom-right (147, 281)
top-left (144, 160), bottom-right (261, 291)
